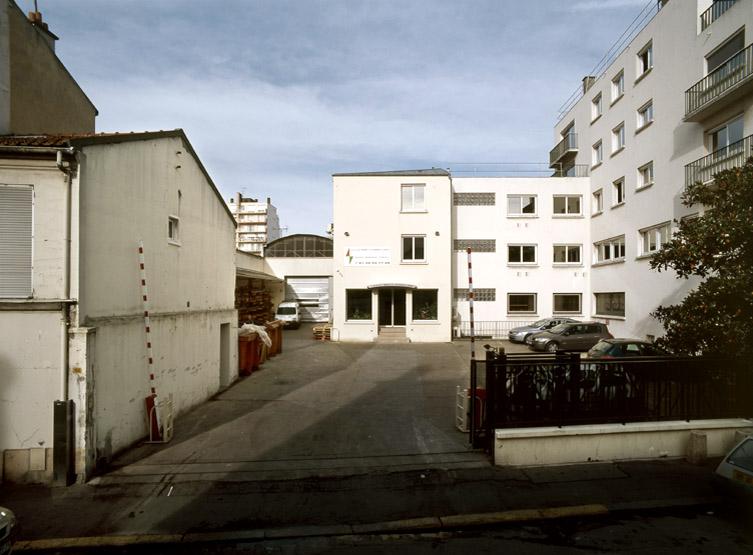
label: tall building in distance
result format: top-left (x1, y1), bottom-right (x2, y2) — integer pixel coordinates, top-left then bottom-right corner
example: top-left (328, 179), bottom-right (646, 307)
top-left (229, 193), bottom-right (282, 255)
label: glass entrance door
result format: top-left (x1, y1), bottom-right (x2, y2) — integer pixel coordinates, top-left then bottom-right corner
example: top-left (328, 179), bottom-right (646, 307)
top-left (378, 288), bottom-right (406, 327)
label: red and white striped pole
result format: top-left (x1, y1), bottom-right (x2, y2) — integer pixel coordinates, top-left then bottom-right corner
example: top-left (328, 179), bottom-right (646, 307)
top-left (466, 247), bottom-right (476, 361)
top-left (138, 241), bottom-right (162, 441)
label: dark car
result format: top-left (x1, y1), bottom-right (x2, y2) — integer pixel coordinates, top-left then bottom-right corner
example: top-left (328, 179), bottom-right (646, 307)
top-left (508, 318), bottom-right (579, 343)
top-left (529, 321), bottom-right (612, 352)
top-left (587, 339), bottom-right (667, 359)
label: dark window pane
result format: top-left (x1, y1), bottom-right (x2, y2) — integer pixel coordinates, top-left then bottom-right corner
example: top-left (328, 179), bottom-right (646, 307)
top-left (553, 246), bottom-right (567, 263)
top-left (403, 237), bottom-right (413, 260)
top-left (508, 246), bottom-right (521, 263)
top-left (554, 294), bottom-right (580, 313)
top-left (508, 294), bottom-right (535, 313)
top-left (522, 246), bottom-right (536, 262)
top-left (595, 292), bottom-right (625, 317)
top-left (568, 245), bottom-right (581, 263)
top-left (522, 197), bottom-right (536, 213)
top-left (412, 289), bottom-right (437, 320)
top-left (414, 237), bottom-right (425, 260)
top-left (553, 197), bottom-right (566, 214)
top-left (346, 289), bottom-right (372, 320)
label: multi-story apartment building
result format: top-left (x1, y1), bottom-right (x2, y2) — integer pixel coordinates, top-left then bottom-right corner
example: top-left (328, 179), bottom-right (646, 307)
top-left (229, 193), bottom-right (282, 255)
top-left (551, 0), bottom-right (753, 339)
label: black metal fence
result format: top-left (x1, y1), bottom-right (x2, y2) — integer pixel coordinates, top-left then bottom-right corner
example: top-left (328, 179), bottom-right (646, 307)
top-left (469, 350), bottom-right (753, 451)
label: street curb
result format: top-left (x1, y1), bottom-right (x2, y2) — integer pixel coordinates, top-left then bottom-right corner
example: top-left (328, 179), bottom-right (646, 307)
top-left (10, 497), bottom-right (719, 551)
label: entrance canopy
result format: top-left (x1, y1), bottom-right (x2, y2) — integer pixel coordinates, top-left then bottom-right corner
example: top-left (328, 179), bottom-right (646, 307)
top-left (367, 283), bottom-right (418, 290)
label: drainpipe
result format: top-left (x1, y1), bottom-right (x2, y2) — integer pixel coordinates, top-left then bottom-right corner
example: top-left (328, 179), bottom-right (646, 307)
top-left (56, 148), bottom-right (75, 401)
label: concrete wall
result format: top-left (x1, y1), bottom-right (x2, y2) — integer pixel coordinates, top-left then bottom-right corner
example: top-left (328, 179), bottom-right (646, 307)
top-left (553, 0), bottom-right (753, 339)
top-left (3, 1), bottom-right (96, 134)
top-left (452, 177), bottom-right (591, 325)
top-left (333, 174), bottom-right (453, 342)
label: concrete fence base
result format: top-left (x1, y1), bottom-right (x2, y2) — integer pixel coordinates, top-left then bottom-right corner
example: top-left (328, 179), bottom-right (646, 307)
top-left (494, 419), bottom-right (753, 466)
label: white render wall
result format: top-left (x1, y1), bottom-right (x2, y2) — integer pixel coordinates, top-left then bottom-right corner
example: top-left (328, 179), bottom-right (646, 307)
top-left (332, 174), bottom-right (453, 342)
top-left (452, 177), bottom-right (591, 326)
top-left (553, 0), bottom-right (753, 339)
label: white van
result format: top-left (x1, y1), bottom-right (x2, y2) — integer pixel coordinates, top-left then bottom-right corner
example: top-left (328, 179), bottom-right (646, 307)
top-left (275, 301), bottom-right (301, 329)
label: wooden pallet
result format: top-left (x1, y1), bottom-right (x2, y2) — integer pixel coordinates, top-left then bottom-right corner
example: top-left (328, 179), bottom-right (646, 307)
top-left (312, 325), bottom-right (332, 341)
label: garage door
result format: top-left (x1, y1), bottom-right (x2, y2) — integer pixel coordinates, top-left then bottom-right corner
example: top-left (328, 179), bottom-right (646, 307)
top-left (285, 277), bottom-right (331, 322)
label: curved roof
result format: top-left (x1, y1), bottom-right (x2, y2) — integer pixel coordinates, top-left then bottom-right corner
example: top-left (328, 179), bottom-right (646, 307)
top-left (265, 234), bottom-right (333, 258)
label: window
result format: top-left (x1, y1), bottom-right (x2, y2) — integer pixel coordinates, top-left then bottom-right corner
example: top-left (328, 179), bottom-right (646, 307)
top-left (595, 236), bottom-right (626, 263)
top-left (507, 195), bottom-right (537, 216)
top-left (592, 189), bottom-right (603, 214)
top-left (553, 244), bottom-right (582, 264)
top-left (168, 216), bottom-right (180, 243)
top-left (637, 161), bottom-right (654, 189)
top-left (706, 30), bottom-right (744, 73)
top-left (453, 192), bottom-right (495, 206)
top-left (594, 292), bottom-right (625, 317)
top-left (553, 195), bottom-right (582, 216)
top-left (508, 293), bottom-right (536, 314)
top-left (592, 141), bottom-right (603, 166)
top-left (611, 70), bottom-right (624, 102)
top-left (402, 235), bottom-right (425, 262)
top-left (591, 93), bottom-right (602, 121)
top-left (710, 115), bottom-right (744, 154)
top-left (401, 184), bottom-right (425, 211)
top-left (612, 177), bottom-right (625, 205)
top-left (454, 288), bottom-right (495, 302)
top-left (553, 293), bottom-right (581, 314)
top-left (637, 41), bottom-right (653, 77)
top-left (508, 244), bottom-right (537, 264)
top-left (453, 239), bottom-right (495, 252)
top-left (0, 184), bottom-right (33, 298)
top-left (637, 100), bottom-right (654, 129)
top-left (612, 122), bottom-right (625, 152)
top-left (639, 222), bottom-right (671, 256)
top-left (412, 289), bottom-right (438, 321)
top-left (346, 289), bottom-right (372, 320)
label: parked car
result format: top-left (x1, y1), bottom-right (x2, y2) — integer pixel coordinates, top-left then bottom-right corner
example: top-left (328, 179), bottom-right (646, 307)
top-left (274, 301), bottom-right (301, 329)
top-left (529, 321), bottom-right (612, 352)
top-left (714, 435), bottom-right (753, 504)
top-left (508, 317), bottom-right (579, 343)
top-left (586, 338), bottom-right (667, 359)
top-left (0, 506), bottom-right (16, 555)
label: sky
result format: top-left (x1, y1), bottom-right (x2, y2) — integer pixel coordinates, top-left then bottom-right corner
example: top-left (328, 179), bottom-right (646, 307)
top-left (27, 0), bottom-right (652, 235)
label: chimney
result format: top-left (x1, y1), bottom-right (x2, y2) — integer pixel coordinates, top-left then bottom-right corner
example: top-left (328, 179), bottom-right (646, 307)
top-left (266, 197), bottom-right (271, 205)
top-left (28, 10), bottom-right (58, 52)
top-left (582, 76), bottom-right (596, 94)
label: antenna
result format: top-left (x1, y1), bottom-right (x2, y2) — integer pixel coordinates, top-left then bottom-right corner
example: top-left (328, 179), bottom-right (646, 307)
top-left (34, 0), bottom-right (38, 12)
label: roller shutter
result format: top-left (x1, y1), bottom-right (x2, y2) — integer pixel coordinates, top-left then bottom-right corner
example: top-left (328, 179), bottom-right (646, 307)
top-left (0, 185), bottom-right (33, 298)
top-left (284, 276), bottom-right (331, 322)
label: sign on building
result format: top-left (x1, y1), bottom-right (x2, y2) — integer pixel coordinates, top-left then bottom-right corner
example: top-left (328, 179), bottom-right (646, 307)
top-left (344, 247), bottom-right (390, 266)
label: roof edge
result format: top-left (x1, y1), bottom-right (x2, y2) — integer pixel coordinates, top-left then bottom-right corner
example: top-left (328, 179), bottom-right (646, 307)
top-left (332, 169), bottom-right (450, 177)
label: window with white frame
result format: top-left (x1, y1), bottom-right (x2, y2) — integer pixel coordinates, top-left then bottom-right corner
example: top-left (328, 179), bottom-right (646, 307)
top-left (612, 177), bottom-right (625, 205)
top-left (553, 244), bottom-right (582, 264)
top-left (637, 100), bottom-right (654, 129)
top-left (507, 195), bottom-right (536, 216)
top-left (553, 195), bottom-right (582, 216)
top-left (612, 122), bottom-right (625, 152)
top-left (346, 289), bottom-right (372, 320)
top-left (592, 140), bottom-right (603, 166)
top-left (639, 222), bottom-right (671, 256)
top-left (591, 93), bottom-right (602, 121)
top-left (508, 244), bottom-right (537, 264)
top-left (168, 216), bottom-right (180, 243)
top-left (594, 292), bottom-right (625, 317)
top-left (401, 184), bottom-right (425, 212)
top-left (710, 115), bottom-right (744, 154)
top-left (508, 293), bottom-right (536, 314)
top-left (402, 235), bottom-right (425, 262)
top-left (611, 70), bottom-right (624, 102)
top-left (0, 184), bottom-right (33, 298)
top-left (637, 41), bottom-right (653, 77)
top-left (553, 293), bottom-right (581, 314)
top-left (594, 235), bottom-right (626, 263)
top-left (638, 161), bottom-right (654, 189)
top-left (412, 289), bottom-right (438, 321)
top-left (592, 189), bottom-right (603, 214)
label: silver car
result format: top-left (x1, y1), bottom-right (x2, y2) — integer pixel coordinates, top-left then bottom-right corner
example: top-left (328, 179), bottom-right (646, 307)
top-left (508, 318), bottom-right (578, 343)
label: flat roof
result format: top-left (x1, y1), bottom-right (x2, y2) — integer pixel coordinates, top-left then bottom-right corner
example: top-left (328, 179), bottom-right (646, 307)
top-left (332, 169), bottom-right (450, 177)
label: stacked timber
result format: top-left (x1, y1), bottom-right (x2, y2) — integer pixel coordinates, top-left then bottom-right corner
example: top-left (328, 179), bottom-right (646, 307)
top-left (236, 285), bottom-right (273, 324)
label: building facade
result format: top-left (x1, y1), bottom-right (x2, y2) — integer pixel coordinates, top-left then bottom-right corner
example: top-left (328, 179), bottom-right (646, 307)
top-left (229, 193), bottom-right (281, 255)
top-left (551, 0), bottom-right (753, 339)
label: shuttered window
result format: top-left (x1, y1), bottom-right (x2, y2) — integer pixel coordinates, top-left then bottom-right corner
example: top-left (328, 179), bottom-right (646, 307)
top-left (0, 185), bottom-right (33, 298)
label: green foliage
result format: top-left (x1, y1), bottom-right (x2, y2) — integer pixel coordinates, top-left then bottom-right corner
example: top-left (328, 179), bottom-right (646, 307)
top-left (649, 159), bottom-right (753, 355)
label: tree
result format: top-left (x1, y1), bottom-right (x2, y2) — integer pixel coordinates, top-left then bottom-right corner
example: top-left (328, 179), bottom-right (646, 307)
top-left (649, 159), bottom-right (753, 356)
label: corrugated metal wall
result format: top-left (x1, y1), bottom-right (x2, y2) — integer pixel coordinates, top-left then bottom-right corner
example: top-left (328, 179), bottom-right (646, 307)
top-left (285, 276), bottom-right (331, 322)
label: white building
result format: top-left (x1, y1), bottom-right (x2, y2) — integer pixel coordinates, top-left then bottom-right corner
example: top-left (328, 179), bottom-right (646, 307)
top-left (229, 193), bottom-right (281, 255)
top-left (0, 130), bottom-right (239, 484)
top-left (551, 0), bottom-right (753, 339)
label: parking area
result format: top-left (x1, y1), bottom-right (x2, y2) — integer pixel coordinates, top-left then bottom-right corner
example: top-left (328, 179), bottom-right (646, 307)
top-left (108, 325), bottom-right (491, 482)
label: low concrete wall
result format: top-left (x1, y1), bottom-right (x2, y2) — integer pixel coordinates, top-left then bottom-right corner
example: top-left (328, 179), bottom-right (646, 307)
top-left (494, 419), bottom-right (753, 466)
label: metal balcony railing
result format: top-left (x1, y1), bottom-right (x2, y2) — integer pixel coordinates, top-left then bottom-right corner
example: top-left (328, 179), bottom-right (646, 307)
top-left (700, 0), bottom-right (737, 31)
top-left (685, 134), bottom-right (753, 186)
top-left (686, 43), bottom-right (753, 117)
top-left (550, 164), bottom-right (590, 178)
top-left (549, 133), bottom-right (578, 167)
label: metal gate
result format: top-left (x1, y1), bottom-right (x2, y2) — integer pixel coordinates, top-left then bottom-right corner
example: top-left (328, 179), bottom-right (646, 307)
top-left (284, 276), bottom-right (331, 322)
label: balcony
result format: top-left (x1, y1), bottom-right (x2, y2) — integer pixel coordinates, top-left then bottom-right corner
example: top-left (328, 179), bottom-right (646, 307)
top-left (685, 134), bottom-right (753, 186)
top-left (551, 164), bottom-right (590, 178)
top-left (685, 43), bottom-right (753, 121)
top-left (549, 132), bottom-right (578, 168)
top-left (700, 0), bottom-right (737, 31)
